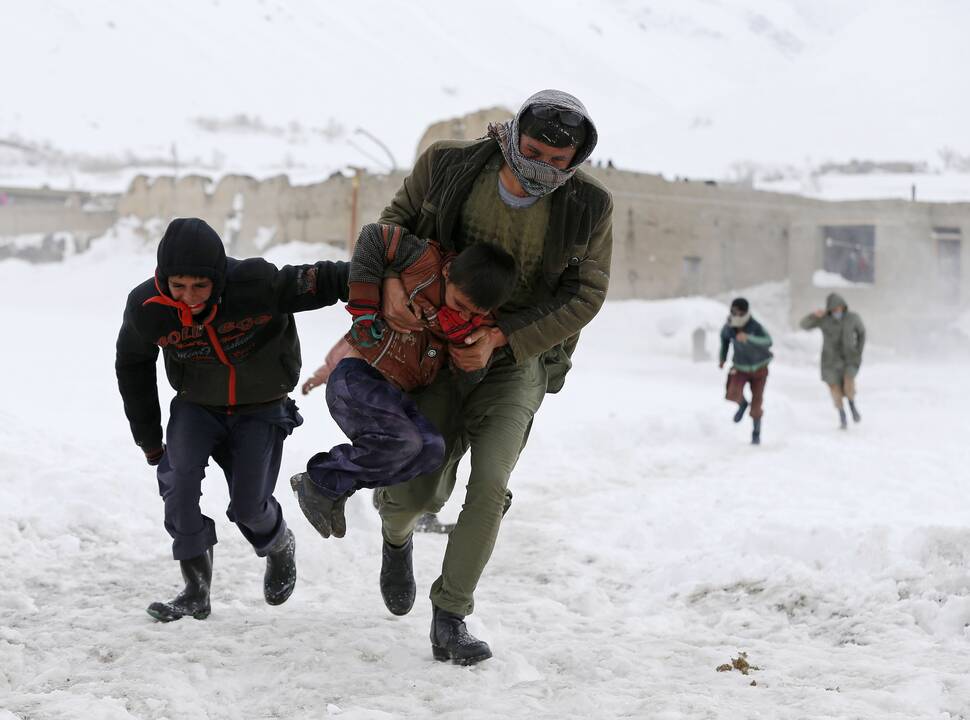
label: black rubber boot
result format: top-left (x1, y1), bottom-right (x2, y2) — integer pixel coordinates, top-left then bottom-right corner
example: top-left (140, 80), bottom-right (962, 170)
top-left (290, 472), bottom-right (348, 539)
top-left (849, 400), bottom-right (861, 423)
top-left (380, 536), bottom-right (415, 616)
top-left (733, 398), bottom-right (749, 423)
top-left (264, 528), bottom-right (296, 606)
top-left (431, 606), bottom-right (492, 666)
top-left (838, 407), bottom-right (848, 430)
top-left (147, 547), bottom-right (213, 622)
top-left (751, 417), bottom-right (761, 445)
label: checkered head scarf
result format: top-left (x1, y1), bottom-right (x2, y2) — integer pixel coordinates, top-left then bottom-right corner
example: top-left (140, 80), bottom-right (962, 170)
top-left (487, 89), bottom-right (598, 198)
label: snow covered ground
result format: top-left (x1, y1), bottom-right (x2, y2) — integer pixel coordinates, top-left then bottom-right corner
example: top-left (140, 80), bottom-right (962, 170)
top-left (2, 223), bottom-right (969, 719)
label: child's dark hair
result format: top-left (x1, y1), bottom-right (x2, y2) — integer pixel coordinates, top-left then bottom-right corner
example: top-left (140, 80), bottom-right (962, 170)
top-left (730, 297), bottom-right (749, 313)
top-left (448, 242), bottom-right (519, 311)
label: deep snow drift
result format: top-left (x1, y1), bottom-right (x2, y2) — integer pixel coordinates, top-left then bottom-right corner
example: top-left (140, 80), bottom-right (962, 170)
top-left (1, 221), bottom-right (969, 719)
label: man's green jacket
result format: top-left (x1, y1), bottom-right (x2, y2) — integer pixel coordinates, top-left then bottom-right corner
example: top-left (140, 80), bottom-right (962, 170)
top-left (380, 138), bottom-right (613, 392)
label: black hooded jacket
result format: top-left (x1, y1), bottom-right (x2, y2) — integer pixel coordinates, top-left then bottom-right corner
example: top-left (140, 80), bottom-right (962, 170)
top-left (115, 218), bottom-right (349, 451)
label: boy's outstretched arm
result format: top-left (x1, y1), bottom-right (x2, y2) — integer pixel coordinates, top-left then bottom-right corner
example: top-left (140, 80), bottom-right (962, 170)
top-left (274, 259), bottom-right (351, 313)
top-left (302, 337), bottom-right (355, 394)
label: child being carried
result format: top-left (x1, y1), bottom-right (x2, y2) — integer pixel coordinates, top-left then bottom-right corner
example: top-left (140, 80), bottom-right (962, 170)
top-left (290, 222), bottom-right (518, 540)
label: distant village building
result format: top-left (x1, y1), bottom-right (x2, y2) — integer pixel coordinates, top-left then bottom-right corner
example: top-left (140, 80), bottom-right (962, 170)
top-left (596, 165), bottom-right (969, 337)
top-left (1, 109), bottom-right (967, 339)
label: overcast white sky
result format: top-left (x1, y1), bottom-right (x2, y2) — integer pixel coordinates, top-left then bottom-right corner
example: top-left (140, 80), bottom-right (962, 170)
top-left (2, 0), bottom-right (968, 189)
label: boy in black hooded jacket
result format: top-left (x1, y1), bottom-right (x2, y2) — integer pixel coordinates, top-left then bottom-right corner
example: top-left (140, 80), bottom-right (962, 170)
top-left (116, 217), bottom-right (349, 621)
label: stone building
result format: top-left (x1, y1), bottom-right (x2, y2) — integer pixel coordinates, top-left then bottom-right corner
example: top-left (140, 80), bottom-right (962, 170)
top-left (596, 165), bottom-right (968, 336)
top-left (0, 185), bottom-right (116, 262)
top-left (2, 114), bottom-right (968, 339)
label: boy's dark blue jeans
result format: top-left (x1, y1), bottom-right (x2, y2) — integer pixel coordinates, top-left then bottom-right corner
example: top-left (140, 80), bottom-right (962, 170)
top-left (157, 397), bottom-right (302, 560)
top-left (306, 358), bottom-right (445, 500)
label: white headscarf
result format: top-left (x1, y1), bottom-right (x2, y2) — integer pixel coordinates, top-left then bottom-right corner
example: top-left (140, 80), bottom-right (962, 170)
top-left (487, 89), bottom-right (598, 198)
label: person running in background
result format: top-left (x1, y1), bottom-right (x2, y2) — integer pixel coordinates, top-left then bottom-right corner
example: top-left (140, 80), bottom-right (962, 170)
top-left (800, 292), bottom-right (866, 429)
top-left (719, 297), bottom-right (772, 445)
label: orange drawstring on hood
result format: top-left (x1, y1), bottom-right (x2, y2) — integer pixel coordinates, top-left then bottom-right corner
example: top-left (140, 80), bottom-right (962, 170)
top-left (142, 218), bottom-right (237, 409)
top-left (143, 274), bottom-right (217, 326)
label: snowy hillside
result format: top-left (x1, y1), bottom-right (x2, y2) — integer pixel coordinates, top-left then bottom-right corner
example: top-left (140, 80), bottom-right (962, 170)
top-left (2, 0), bottom-right (969, 199)
top-left (2, 221), bottom-right (969, 718)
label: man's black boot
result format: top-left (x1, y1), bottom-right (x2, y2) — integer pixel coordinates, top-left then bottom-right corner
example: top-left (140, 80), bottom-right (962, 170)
top-left (733, 398), bottom-right (749, 423)
top-left (849, 400), bottom-right (861, 423)
top-left (430, 606), bottom-right (492, 666)
top-left (838, 406), bottom-right (848, 430)
top-left (751, 417), bottom-right (761, 445)
top-left (290, 472), bottom-right (347, 539)
top-left (264, 528), bottom-right (296, 606)
top-left (380, 536), bottom-right (415, 616)
top-left (147, 547), bottom-right (213, 622)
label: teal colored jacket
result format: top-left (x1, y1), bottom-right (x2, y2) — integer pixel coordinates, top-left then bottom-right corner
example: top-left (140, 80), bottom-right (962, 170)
top-left (720, 316), bottom-right (773, 372)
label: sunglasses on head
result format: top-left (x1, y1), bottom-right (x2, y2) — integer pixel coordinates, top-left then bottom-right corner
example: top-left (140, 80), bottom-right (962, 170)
top-left (530, 104), bottom-right (584, 128)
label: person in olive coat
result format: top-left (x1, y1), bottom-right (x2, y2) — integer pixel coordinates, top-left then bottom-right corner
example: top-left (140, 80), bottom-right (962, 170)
top-left (799, 292), bottom-right (866, 429)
